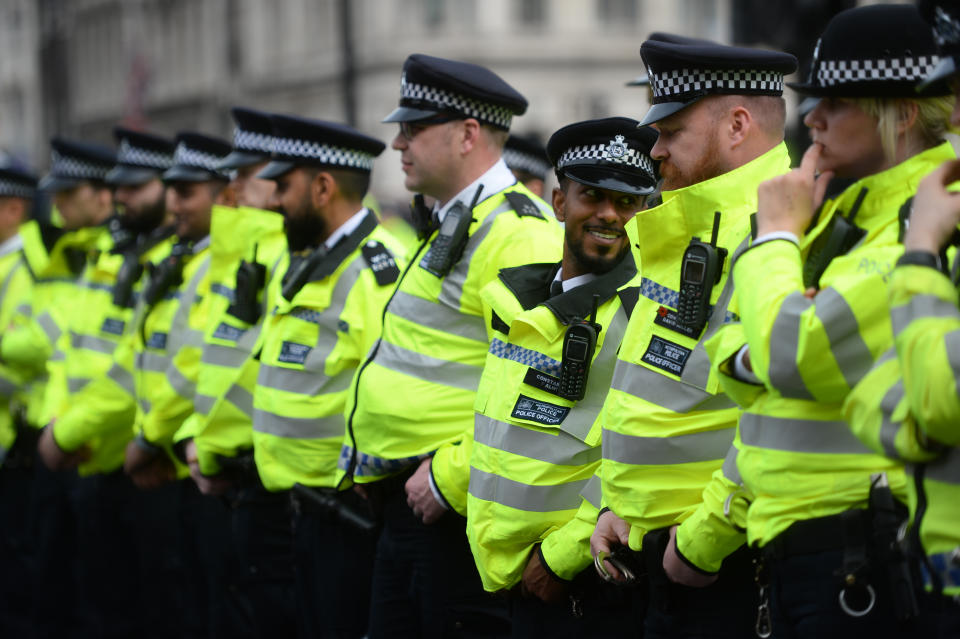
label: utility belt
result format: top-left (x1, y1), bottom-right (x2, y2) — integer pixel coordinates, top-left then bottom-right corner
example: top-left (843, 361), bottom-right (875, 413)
top-left (357, 464), bottom-right (419, 514)
top-left (290, 482), bottom-right (377, 534)
top-left (755, 474), bottom-right (919, 637)
top-left (214, 450), bottom-right (259, 485)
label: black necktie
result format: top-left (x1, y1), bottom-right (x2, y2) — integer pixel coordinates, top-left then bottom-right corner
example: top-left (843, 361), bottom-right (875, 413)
top-left (550, 279), bottom-right (565, 298)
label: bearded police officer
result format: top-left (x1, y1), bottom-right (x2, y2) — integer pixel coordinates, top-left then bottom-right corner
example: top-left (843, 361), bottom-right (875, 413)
top-left (589, 39), bottom-right (797, 638)
top-left (337, 53), bottom-right (563, 637)
top-left (251, 114), bottom-right (406, 639)
top-left (466, 118), bottom-right (658, 636)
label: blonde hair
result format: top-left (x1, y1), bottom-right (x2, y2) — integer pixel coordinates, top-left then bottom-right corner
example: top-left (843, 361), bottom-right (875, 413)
top-left (851, 95), bottom-right (957, 164)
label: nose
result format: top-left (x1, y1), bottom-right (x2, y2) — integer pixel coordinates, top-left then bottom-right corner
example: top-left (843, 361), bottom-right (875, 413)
top-left (650, 134), bottom-right (667, 161)
top-left (392, 130), bottom-right (407, 151)
top-left (265, 189), bottom-right (282, 213)
top-left (803, 100), bottom-right (825, 131)
top-left (595, 198), bottom-right (619, 224)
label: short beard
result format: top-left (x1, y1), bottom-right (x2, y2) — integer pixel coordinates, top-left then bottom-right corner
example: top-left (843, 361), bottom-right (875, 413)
top-left (565, 234), bottom-right (629, 276)
top-left (282, 203), bottom-right (326, 253)
top-left (121, 193), bottom-right (166, 234)
top-left (660, 128), bottom-right (727, 191)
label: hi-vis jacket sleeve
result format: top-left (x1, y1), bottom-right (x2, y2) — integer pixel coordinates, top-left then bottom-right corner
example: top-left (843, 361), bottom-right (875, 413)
top-left (735, 240), bottom-right (898, 403)
top-left (430, 213), bottom-right (562, 515)
top-left (539, 476), bottom-right (602, 581)
top-left (53, 334), bottom-right (137, 452)
top-left (1, 309), bottom-right (58, 379)
top-left (888, 264), bottom-right (960, 446)
top-left (140, 325), bottom-right (204, 447)
top-left (706, 319), bottom-right (766, 409)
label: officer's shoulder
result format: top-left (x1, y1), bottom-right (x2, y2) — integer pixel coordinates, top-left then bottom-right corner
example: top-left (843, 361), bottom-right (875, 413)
top-left (500, 187), bottom-right (550, 221)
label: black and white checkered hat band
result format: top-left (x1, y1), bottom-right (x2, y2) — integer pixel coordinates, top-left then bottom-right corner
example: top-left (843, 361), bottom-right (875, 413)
top-left (557, 143), bottom-right (656, 178)
top-left (400, 79), bottom-right (513, 129)
top-left (117, 139), bottom-right (174, 169)
top-left (49, 149), bottom-right (110, 180)
top-left (0, 178), bottom-right (33, 199)
top-left (935, 7), bottom-right (960, 48)
top-left (502, 149), bottom-right (551, 178)
top-left (233, 128), bottom-right (274, 154)
top-left (816, 56), bottom-right (939, 86)
top-left (174, 143), bottom-right (225, 172)
top-left (650, 68), bottom-right (783, 101)
top-left (272, 136), bottom-right (375, 171)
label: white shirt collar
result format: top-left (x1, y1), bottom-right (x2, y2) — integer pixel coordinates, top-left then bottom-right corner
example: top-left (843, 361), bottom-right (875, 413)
top-left (435, 158), bottom-right (516, 223)
top-left (324, 207), bottom-right (369, 250)
top-left (553, 265), bottom-right (598, 293)
top-left (0, 233), bottom-right (23, 259)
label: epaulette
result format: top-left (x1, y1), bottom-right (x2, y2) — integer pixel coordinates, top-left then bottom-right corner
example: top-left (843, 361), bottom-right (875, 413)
top-left (503, 191), bottom-right (545, 219)
top-left (361, 240), bottom-right (400, 286)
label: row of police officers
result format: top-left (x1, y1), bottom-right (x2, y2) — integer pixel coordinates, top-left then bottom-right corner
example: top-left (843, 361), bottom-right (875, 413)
top-left (2, 1), bottom-right (960, 638)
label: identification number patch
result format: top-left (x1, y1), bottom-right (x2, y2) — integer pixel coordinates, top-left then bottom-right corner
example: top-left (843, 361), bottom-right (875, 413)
top-left (212, 322), bottom-right (246, 342)
top-left (145, 332), bottom-right (167, 350)
top-left (641, 335), bottom-right (691, 376)
top-left (278, 341), bottom-right (311, 365)
top-left (523, 367), bottom-right (561, 396)
top-left (100, 317), bottom-right (126, 336)
top-left (653, 305), bottom-right (700, 338)
top-left (511, 394), bottom-right (570, 426)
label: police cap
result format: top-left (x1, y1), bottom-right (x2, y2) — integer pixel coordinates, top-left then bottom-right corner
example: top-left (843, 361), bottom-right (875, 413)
top-left (626, 32), bottom-right (717, 87)
top-left (503, 135), bottom-right (551, 182)
top-left (639, 40), bottom-right (797, 126)
top-left (383, 53), bottom-right (527, 130)
top-left (0, 164), bottom-right (38, 200)
top-left (257, 114), bottom-right (386, 180)
top-left (918, 0), bottom-right (960, 91)
top-left (547, 117), bottom-right (659, 197)
top-left (162, 132), bottom-right (232, 183)
top-left (38, 138), bottom-right (116, 192)
top-left (218, 107), bottom-right (276, 171)
top-left (789, 4), bottom-right (949, 98)
top-left (106, 127), bottom-right (175, 186)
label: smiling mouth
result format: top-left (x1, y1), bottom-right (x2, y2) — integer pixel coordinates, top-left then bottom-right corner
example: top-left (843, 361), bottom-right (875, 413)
top-left (587, 228), bottom-right (624, 241)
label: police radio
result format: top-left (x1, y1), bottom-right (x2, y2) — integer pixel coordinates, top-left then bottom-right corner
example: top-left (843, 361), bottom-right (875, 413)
top-left (228, 243), bottom-right (267, 323)
top-left (112, 251), bottom-right (144, 309)
top-left (422, 186), bottom-right (483, 278)
top-left (803, 187), bottom-right (867, 290)
top-left (558, 294), bottom-right (601, 401)
top-left (677, 211), bottom-right (727, 335)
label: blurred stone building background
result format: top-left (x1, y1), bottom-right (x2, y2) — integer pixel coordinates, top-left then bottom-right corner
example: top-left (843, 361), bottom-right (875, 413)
top-left (0, 0), bottom-right (863, 205)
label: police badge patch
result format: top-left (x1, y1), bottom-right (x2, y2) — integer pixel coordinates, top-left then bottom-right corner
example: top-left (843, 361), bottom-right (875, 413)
top-left (511, 394), bottom-right (570, 426)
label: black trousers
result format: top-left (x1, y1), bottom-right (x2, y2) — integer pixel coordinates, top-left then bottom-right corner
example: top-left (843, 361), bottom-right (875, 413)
top-left (365, 477), bottom-right (511, 639)
top-left (0, 445), bottom-right (39, 638)
top-left (643, 529), bottom-right (758, 639)
top-left (294, 489), bottom-right (376, 639)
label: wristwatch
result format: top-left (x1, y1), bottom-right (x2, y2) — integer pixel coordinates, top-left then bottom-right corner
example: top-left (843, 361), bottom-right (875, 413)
top-left (896, 250), bottom-right (943, 272)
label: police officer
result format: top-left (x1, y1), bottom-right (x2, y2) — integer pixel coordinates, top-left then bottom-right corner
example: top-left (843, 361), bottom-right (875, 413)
top-left (843, 1), bottom-right (960, 635)
top-left (252, 114), bottom-right (406, 639)
top-left (174, 107), bottom-right (293, 638)
top-left (466, 118), bottom-right (657, 635)
top-left (681, 5), bottom-right (955, 638)
top-left (337, 53), bottom-right (563, 637)
top-left (588, 38), bottom-right (797, 638)
top-left (503, 134), bottom-right (551, 198)
top-left (0, 162), bottom-right (37, 637)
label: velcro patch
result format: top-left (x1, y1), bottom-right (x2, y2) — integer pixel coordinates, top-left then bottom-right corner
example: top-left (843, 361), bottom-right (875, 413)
top-left (100, 317), bottom-right (126, 336)
top-left (362, 241), bottom-right (400, 286)
top-left (212, 322), bottom-right (246, 342)
top-left (278, 341), bottom-right (311, 365)
top-left (146, 332), bottom-right (168, 350)
top-left (511, 394), bottom-right (570, 426)
top-left (641, 335), bottom-right (691, 377)
top-left (523, 367), bottom-right (562, 396)
top-left (504, 191), bottom-right (544, 219)
top-left (653, 305), bottom-right (700, 339)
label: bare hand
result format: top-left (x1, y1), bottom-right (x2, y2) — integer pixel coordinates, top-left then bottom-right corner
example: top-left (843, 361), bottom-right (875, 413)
top-left (756, 143), bottom-right (834, 238)
top-left (184, 439), bottom-right (232, 496)
top-left (404, 457), bottom-right (446, 524)
top-left (905, 159), bottom-right (960, 254)
top-left (590, 510), bottom-right (632, 582)
top-left (520, 547), bottom-right (568, 604)
top-left (662, 525), bottom-right (718, 588)
top-left (124, 439), bottom-right (176, 490)
top-left (36, 423), bottom-right (90, 471)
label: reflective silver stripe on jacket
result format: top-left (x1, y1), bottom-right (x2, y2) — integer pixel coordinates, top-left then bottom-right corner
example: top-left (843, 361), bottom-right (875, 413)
top-left (106, 362), bottom-right (136, 396)
top-left (738, 412), bottom-right (875, 455)
top-left (257, 364), bottom-right (353, 396)
top-left (877, 376), bottom-right (907, 460)
top-left (252, 408), bottom-right (344, 439)
top-left (721, 443), bottom-right (741, 483)
top-left (193, 393), bottom-right (217, 415)
top-left (49, 348), bottom-right (66, 362)
top-left (375, 339), bottom-right (483, 391)
top-left (167, 364), bottom-right (195, 399)
top-left (387, 289), bottom-right (487, 344)
top-left (580, 474), bottom-right (602, 509)
top-left (610, 360), bottom-right (736, 413)
top-left (0, 377), bottom-right (17, 395)
top-left (66, 377), bottom-right (87, 394)
top-left (474, 414), bottom-right (600, 466)
top-left (602, 427), bottom-right (734, 465)
top-left (892, 294), bottom-right (959, 336)
top-left (70, 332), bottom-right (117, 355)
top-left (202, 343), bottom-right (250, 368)
top-left (469, 466), bottom-right (589, 513)
top-left (166, 256), bottom-right (210, 354)
top-left (915, 446), bottom-right (960, 485)
top-left (138, 351), bottom-right (170, 373)
top-left (224, 383), bottom-right (253, 417)
top-left (37, 311), bottom-right (61, 344)
top-left (767, 292), bottom-right (815, 399)
top-left (815, 288), bottom-right (874, 389)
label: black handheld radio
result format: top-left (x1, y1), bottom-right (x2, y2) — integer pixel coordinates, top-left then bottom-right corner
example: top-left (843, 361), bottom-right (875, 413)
top-left (803, 187), bottom-right (868, 289)
top-left (558, 294), bottom-right (601, 401)
top-left (677, 211), bottom-right (727, 335)
top-left (112, 251), bottom-right (144, 309)
top-left (228, 243), bottom-right (267, 323)
top-left (422, 186), bottom-right (483, 278)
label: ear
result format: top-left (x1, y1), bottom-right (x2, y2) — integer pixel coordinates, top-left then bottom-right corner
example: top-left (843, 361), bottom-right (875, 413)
top-left (460, 118), bottom-right (481, 155)
top-left (551, 185), bottom-right (566, 223)
top-left (728, 105), bottom-right (753, 150)
top-left (310, 171), bottom-right (335, 209)
top-left (215, 183), bottom-right (237, 207)
top-left (896, 99), bottom-right (920, 134)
